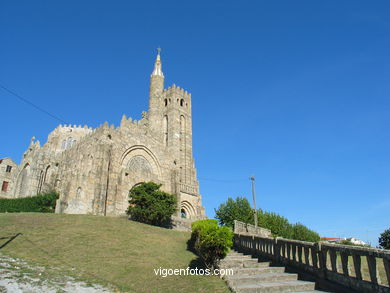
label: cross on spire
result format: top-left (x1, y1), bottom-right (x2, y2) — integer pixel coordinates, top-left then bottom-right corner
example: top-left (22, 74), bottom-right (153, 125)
top-left (151, 48), bottom-right (163, 77)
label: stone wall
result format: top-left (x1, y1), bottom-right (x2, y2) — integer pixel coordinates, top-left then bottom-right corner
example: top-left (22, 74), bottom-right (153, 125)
top-left (234, 220), bottom-right (272, 237)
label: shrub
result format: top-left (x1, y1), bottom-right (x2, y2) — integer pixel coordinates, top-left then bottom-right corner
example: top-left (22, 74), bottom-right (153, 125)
top-left (379, 228), bottom-right (390, 249)
top-left (190, 219), bottom-right (233, 269)
top-left (0, 192), bottom-right (59, 213)
top-left (126, 182), bottom-right (177, 227)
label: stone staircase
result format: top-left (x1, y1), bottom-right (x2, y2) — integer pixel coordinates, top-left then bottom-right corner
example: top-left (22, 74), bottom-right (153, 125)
top-left (220, 250), bottom-right (330, 293)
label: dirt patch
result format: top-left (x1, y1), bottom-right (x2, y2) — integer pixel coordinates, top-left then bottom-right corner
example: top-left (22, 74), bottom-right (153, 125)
top-left (0, 253), bottom-right (112, 293)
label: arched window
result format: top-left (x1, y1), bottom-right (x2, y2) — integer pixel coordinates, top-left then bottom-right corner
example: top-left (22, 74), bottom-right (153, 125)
top-left (164, 99), bottom-right (168, 106)
top-left (76, 187), bottom-right (82, 199)
top-left (180, 115), bottom-right (186, 133)
top-left (180, 99), bottom-right (184, 107)
top-left (66, 137), bottom-right (73, 149)
top-left (127, 156), bottom-right (152, 174)
top-left (163, 115), bottom-right (168, 146)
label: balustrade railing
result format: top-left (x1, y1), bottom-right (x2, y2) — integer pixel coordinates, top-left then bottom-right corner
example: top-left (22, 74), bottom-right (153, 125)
top-left (234, 234), bottom-right (390, 293)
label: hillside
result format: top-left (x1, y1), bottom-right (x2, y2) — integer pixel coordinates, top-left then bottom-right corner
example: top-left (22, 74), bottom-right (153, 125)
top-left (0, 213), bottom-right (229, 292)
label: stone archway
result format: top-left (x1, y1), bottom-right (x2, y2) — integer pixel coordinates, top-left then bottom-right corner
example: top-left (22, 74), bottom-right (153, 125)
top-left (180, 200), bottom-right (196, 219)
top-left (120, 145), bottom-right (161, 177)
top-left (116, 145), bottom-right (162, 215)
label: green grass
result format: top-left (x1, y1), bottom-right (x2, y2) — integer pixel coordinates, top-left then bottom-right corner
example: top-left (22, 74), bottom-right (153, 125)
top-left (0, 213), bottom-right (230, 293)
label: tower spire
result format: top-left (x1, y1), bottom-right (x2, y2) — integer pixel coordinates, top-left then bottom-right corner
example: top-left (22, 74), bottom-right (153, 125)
top-left (151, 48), bottom-right (164, 77)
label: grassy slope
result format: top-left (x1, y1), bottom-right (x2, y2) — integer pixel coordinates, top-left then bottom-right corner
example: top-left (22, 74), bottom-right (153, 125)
top-left (0, 213), bottom-right (230, 293)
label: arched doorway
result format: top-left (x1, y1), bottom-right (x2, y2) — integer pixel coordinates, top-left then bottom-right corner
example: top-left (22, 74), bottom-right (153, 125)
top-left (180, 200), bottom-right (195, 219)
top-left (181, 208), bottom-right (187, 218)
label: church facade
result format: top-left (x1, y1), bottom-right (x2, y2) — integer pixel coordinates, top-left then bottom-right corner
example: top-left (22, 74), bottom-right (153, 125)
top-left (0, 53), bottom-right (206, 219)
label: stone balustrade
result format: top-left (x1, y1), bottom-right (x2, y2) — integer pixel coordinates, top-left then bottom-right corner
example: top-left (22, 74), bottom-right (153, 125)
top-left (234, 234), bottom-right (390, 293)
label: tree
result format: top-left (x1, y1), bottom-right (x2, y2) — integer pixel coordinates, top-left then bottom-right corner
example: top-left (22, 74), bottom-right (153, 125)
top-left (126, 182), bottom-right (177, 227)
top-left (258, 210), bottom-right (293, 239)
top-left (291, 223), bottom-right (320, 242)
top-left (215, 197), bottom-right (254, 228)
top-left (215, 196), bottom-right (321, 242)
top-left (379, 228), bottom-right (390, 249)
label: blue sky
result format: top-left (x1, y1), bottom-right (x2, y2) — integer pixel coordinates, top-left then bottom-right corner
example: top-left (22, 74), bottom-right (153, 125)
top-left (1, 1), bottom-right (389, 246)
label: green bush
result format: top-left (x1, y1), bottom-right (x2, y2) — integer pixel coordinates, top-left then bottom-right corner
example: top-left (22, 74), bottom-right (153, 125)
top-left (0, 192), bottom-right (59, 213)
top-left (189, 219), bottom-right (233, 269)
top-left (126, 182), bottom-right (177, 227)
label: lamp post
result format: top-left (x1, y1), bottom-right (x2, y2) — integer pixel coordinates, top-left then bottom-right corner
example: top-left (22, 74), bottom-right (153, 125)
top-left (250, 176), bottom-right (258, 227)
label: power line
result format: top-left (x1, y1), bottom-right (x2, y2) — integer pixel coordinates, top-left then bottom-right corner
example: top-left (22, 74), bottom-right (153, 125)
top-left (197, 177), bottom-right (247, 183)
top-left (0, 82), bottom-right (68, 124)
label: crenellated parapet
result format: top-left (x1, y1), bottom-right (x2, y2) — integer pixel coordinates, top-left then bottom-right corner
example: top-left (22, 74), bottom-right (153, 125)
top-left (44, 124), bottom-right (94, 153)
top-left (118, 113), bottom-right (152, 137)
top-left (161, 84), bottom-right (191, 108)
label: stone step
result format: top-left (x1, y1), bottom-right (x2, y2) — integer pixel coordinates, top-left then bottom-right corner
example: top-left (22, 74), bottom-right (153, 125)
top-left (220, 260), bottom-right (270, 269)
top-left (226, 272), bottom-right (298, 287)
top-left (291, 291), bottom-right (329, 293)
top-left (232, 266), bottom-right (286, 276)
top-left (228, 251), bottom-right (245, 255)
top-left (221, 258), bottom-right (259, 264)
top-left (243, 262), bottom-right (271, 269)
top-left (225, 255), bottom-right (254, 260)
top-left (234, 280), bottom-right (316, 293)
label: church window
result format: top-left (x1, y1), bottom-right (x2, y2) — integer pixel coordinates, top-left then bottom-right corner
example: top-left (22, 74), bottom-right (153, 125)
top-left (6, 165), bottom-right (12, 173)
top-left (66, 137), bottom-right (73, 148)
top-left (180, 115), bottom-right (186, 133)
top-left (127, 156), bottom-right (152, 174)
top-left (180, 99), bottom-right (184, 106)
top-left (76, 187), bottom-right (82, 199)
top-left (163, 115), bottom-right (168, 146)
top-left (2, 181), bottom-right (9, 192)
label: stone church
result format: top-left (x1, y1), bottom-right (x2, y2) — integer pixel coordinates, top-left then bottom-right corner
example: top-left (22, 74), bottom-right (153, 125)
top-left (0, 52), bottom-right (206, 220)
